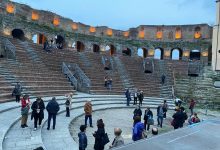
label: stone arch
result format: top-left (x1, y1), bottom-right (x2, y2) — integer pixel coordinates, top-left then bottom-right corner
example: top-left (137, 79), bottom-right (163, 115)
top-left (122, 48), bottom-right (132, 56)
top-left (106, 44), bottom-right (116, 55)
top-left (93, 44), bottom-right (100, 53)
top-left (11, 29), bottom-right (25, 40)
top-left (137, 48), bottom-right (148, 58)
top-left (194, 26), bottom-right (202, 39)
top-left (32, 33), bottom-right (47, 44)
top-left (76, 41), bottom-right (85, 52)
top-left (190, 49), bottom-right (201, 60)
top-left (171, 48), bottom-right (183, 60)
top-left (154, 47), bottom-right (164, 60)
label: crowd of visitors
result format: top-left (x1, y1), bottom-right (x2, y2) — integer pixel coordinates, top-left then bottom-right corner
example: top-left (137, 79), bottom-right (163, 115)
top-left (13, 84), bottom-right (202, 150)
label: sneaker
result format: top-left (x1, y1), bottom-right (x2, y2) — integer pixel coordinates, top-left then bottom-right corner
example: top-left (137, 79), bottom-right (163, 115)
top-left (90, 125), bottom-right (93, 128)
top-left (21, 125), bottom-right (25, 128)
top-left (24, 124), bottom-right (28, 127)
top-left (47, 128), bottom-right (50, 130)
top-left (34, 128), bottom-right (37, 131)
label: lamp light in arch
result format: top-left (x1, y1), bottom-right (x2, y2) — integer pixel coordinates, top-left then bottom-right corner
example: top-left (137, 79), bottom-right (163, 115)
top-left (6, 3), bottom-right (15, 14)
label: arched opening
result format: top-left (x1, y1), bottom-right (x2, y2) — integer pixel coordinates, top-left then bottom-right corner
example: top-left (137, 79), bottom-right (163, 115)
top-left (154, 48), bottom-right (164, 60)
top-left (137, 48), bottom-right (148, 58)
top-left (93, 44), bottom-right (100, 53)
top-left (208, 46), bottom-right (212, 65)
top-left (106, 45), bottom-right (116, 55)
top-left (11, 29), bottom-right (25, 40)
top-left (190, 50), bottom-right (201, 60)
top-left (171, 48), bottom-right (182, 60)
top-left (194, 27), bottom-right (202, 39)
top-left (76, 41), bottom-right (85, 52)
top-left (122, 48), bottom-right (131, 56)
top-left (55, 35), bottom-right (65, 49)
top-left (32, 34), bottom-right (47, 44)
top-left (72, 42), bottom-right (76, 48)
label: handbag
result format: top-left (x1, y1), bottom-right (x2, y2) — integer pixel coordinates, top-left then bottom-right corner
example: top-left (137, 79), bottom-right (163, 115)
top-left (21, 106), bottom-right (29, 115)
top-left (102, 133), bottom-right (110, 145)
top-left (147, 117), bottom-right (154, 125)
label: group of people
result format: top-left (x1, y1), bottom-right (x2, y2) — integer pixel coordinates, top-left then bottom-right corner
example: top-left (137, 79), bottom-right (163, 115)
top-left (125, 89), bottom-right (144, 106)
top-left (20, 95), bottom-right (60, 130)
top-left (104, 76), bottom-right (113, 91)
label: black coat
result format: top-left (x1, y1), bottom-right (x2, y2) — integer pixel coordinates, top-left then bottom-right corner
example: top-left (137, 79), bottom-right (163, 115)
top-left (144, 110), bottom-right (153, 121)
top-left (133, 109), bottom-right (142, 117)
top-left (172, 111), bottom-right (185, 129)
top-left (94, 128), bottom-right (105, 150)
top-left (46, 100), bottom-right (60, 114)
top-left (138, 93), bottom-right (144, 101)
top-left (31, 100), bottom-right (45, 119)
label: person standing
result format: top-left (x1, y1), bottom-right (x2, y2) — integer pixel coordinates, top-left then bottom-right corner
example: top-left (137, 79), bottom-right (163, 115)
top-left (21, 95), bottom-right (31, 128)
top-left (162, 100), bottom-right (169, 118)
top-left (138, 91), bottom-right (144, 106)
top-left (157, 104), bottom-right (164, 128)
top-left (65, 97), bottom-right (72, 117)
top-left (46, 97), bottom-right (60, 130)
top-left (12, 82), bottom-right (22, 103)
top-left (78, 125), bottom-right (88, 150)
top-left (161, 74), bottom-right (166, 85)
top-left (143, 107), bottom-right (153, 131)
top-left (133, 91), bottom-right (138, 105)
top-left (109, 128), bottom-right (124, 149)
top-left (84, 100), bottom-right (93, 127)
top-left (125, 89), bottom-right (131, 106)
top-left (31, 97), bottom-right (45, 131)
top-left (189, 99), bottom-right (196, 116)
top-left (133, 106), bottom-right (142, 118)
top-left (93, 119), bottom-right (108, 150)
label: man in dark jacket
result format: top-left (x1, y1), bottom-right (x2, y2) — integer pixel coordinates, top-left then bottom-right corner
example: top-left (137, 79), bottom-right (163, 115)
top-left (172, 108), bottom-right (186, 129)
top-left (46, 97), bottom-right (60, 130)
top-left (133, 106), bottom-right (142, 118)
top-left (78, 125), bottom-right (87, 150)
top-left (143, 107), bottom-right (153, 131)
top-left (125, 89), bottom-right (131, 106)
top-left (12, 82), bottom-right (22, 103)
top-left (138, 91), bottom-right (144, 106)
top-left (31, 97), bottom-right (45, 130)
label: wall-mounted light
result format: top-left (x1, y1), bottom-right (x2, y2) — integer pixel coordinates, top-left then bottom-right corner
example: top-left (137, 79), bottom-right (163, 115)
top-left (32, 11), bottom-right (39, 20)
top-left (6, 3), bottom-right (15, 14)
top-left (106, 28), bottom-right (113, 36)
top-left (138, 30), bottom-right (145, 39)
top-left (90, 26), bottom-right (96, 33)
top-left (53, 17), bottom-right (60, 26)
top-left (123, 31), bottom-right (129, 37)
top-left (72, 23), bottom-right (78, 30)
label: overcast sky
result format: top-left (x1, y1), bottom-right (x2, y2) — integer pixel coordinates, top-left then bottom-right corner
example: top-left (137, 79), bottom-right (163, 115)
top-left (12, 0), bottom-right (216, 30)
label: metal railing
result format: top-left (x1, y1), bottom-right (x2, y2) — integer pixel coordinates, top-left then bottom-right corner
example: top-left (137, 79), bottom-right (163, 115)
top-left (3, 38), bottom-right (16, 59)
top-left (62, 62), bottom-right (77, 90)
top-left (65, 63), bottom-right (91, 92)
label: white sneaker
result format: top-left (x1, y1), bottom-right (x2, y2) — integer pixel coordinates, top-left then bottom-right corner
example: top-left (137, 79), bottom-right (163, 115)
top-left (34, 128), bottom-right (37, 131)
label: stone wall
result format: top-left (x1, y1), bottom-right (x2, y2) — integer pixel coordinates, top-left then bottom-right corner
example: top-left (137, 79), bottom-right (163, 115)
top-left (0, 0), bottom-right (212, 63)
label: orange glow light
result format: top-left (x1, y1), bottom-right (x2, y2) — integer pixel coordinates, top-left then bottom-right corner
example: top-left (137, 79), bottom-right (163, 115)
top-left (139, 30), bottom-right (145, 39)
top-left (156, 30), bottom-right (163, 39)
top-left (175, 30), bottom-right (182, 39)
top-left (194, 32), bottom-right (201, 39)
top-left (32, 11), bottom-right (39, 21)
top-left (53, 17), bottom-right (60, 26)
top-left (72, 23), bottom-right (78, 30)
top-left (6, 3), bottom-right (15, 14)
top-left (123, 31), bottom-right (129, 37)
top-left (183, 51), bottom-right (190, 57)
top-left (90, 26), bottom-right (96, 33)
top-left (202, 51), bottom-right (208, 57)
top-left (106, 29), bottom-right (113, 36)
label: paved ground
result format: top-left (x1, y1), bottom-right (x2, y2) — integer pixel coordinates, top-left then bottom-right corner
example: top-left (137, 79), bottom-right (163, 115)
top-left (116, 120), bottom-right (220, 150)
top-left (70, 108), bottom-right (175, 150)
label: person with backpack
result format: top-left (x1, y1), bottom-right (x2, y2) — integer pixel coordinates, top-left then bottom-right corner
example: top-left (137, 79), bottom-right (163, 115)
top-left (12, 82), bottom-right (22, 103)
top-left (46, 97), bottom-right (60, 130)
top-left (93, 119), bottom-right (109, 150)
top-left (21, 95), bottom-right (31, 128)
top-left (132, 116), bottom-right (145, 141)
top-left (78, 125), bottom-right (88, 150)
top-left (65, 97), bottom-right (72, 117)
top-left (143, 107), bottom-right (153, 131)
top-left (31, 97), bottom-right (45, 131)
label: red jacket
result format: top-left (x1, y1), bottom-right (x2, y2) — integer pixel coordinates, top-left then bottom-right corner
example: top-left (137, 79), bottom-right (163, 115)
top-left (21, 98), bottom-right (30, 108)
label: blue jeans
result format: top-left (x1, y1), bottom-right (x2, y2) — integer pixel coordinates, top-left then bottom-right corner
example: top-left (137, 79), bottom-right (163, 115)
top-left (85, 115), bottom-right (92, 126)
top-left (157, 116), bottom-right (163, 128)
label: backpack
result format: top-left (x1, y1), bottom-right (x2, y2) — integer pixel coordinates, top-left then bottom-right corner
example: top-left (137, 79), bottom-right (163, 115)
top-left (101, 133), bottom-right (110, 145)
top-left (65, 100), bottom-right (70, 106)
